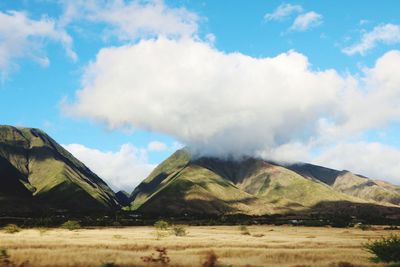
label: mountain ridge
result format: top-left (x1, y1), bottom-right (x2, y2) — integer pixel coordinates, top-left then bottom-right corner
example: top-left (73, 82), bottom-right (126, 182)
top-left (0, 125), bottom-right (120, 213)
top-left (130, 148), bottom-right (400, 216)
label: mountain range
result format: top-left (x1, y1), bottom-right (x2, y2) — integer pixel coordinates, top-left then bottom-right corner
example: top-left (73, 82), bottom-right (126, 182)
top-left (130, 149), bottom-right (400, 217)
top-left (1, 125), bottom-right (400, 219)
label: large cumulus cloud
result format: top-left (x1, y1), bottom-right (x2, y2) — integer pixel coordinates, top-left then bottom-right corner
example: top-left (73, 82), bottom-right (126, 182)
top-left (63, 37), bottom-right (400, 184)
top-left (65, 38), bottom-right (345, 157)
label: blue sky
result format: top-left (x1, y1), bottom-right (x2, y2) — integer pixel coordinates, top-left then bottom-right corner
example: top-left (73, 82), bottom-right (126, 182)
top-left (1, 0), bottom-right (400, 191)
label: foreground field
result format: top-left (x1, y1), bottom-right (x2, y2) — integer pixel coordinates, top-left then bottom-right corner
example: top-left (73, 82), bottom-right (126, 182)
top-left (0, 225), bottom-right (398, 267)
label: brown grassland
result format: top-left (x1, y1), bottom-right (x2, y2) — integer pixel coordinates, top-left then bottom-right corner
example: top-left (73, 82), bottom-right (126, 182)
top-left (0, 225), bottom-right (399, 267)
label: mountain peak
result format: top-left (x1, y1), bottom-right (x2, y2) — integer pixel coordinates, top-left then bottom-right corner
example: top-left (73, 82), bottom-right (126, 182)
top-left (0, 125), bottom-right (119, 213)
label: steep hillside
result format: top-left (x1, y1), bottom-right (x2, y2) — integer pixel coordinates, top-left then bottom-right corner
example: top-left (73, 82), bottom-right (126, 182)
top-left (0, 125), bottom-right (119, 213)
top-left (288, 163), bottom-right (400, 205)
top-left (130, 149), bottom-right (400, 216)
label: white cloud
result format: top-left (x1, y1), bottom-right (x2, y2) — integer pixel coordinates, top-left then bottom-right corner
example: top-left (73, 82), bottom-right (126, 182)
top-left (63, 32), bottom-right (400, 182)
top-left (0, 10), bottom-right (76, 78)
top-left (64, 38), bottom-right (343, 157)
top-left (147, 141), bottom-right (167, 152)
top-left (258, 142), bottom-right (312, 164)
top-left (63, 143), bottom-right (155, 192)
top-left (314, 142), bottom-right (400, 185)
top-left (343, 24), bottom-right (400, 55)
top-left (319, 50), bottom-right (400, 140)
top-left (264, 3), bottom-right (303, 21)
top-left (60, 0), bottom-right (199, 41)
top-left (290, 11), bottom-right (323, 32)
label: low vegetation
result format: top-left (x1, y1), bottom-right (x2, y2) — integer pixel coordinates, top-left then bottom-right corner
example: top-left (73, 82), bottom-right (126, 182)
top-left (141, 247), bottom-right (170, 264)
top-left (356, 224), bottom-right (373, 231)
top-left (364, 235), bottom-right (400, 263)
top-left (202, 250), bottom-right (218, 267)
top-left (154, 220), bottom-right (170, 230)
top-left (238, 225), bottom-right (250, 235)
top-left (0, 248), bottom-right (29, 267)
top-left (3, 224), bottom-right (21, 234)
top-left (0, 249), bottom-right (11, 266)
top-left (154, 220), bottom-right (170, 240)
top-left (61, 220), bottom-right (81, 231)
top-left (171, 225), bottom-right (187, 236)
top-left (0, 225), bottom-right (398, 266)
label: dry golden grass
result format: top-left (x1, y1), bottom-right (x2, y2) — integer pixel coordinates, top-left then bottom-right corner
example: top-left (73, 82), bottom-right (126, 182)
top-left (0, 225), bottom-right (398, 267)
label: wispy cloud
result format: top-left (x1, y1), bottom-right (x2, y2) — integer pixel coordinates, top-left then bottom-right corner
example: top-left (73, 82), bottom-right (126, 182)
top-left (0, 10), bottom-right (76, 79)
top-left (289, 11), bottom-right (323, 32)
top-left (264, 3), bottom-right (303, 21)
top-left (343, 23), bottom-right (400, 55)
top-left (147, 141), bottom-right (167, 152)
top-left (59, 0), bottom-right (199, 41)
top-left (265, 4), bottom-right (322, 33)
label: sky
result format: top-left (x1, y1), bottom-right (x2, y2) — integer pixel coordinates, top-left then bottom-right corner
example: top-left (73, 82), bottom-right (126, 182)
top-left (1, 0), bottom-right (400, 192)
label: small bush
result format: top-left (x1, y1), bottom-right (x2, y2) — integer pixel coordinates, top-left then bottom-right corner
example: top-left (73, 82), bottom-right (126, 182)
top-left (141, 247), bottom-right (170, 264)
top-left (101, 262), bottom-right (117, 267)
top-left (364, 235), bottom-right (400, 263)
top-left (61, 220), bottom-right (81, 231)
top-left (3, 224), bottom-right (21, 234)
top-left (154, 220), bottom-right (169, 230)
top-left (238, 225), bottom-right (250, 235)
top-left (252, 233), bottom-right (265, 238)
top-left (356, 224), bottom-right (372, 231)
top-left (155, 230), bottom-right (169, 240)
top-left (202, 250), bottom-right (218, 267)
top-left (0, 248), bottom-right (12, 266)
top-left (171, 225), bottom-right (187, 237)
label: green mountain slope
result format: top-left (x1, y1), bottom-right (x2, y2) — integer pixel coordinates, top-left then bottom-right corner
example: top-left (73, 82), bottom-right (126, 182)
top-left (0, 125), bottom-right (119, 213)
top-left (131, 149), bottom-right (400, 216)
top-left (288, 163), bottom-right (400, 205)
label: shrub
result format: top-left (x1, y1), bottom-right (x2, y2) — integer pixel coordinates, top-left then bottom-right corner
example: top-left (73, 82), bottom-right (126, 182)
top-left (0, 249), bottom-right (12, 266)
top-left (252, 233), bottom-right (265, 238)
top-left (171, 225), bottom-right (187, 237)
top-left (141, 247), bottom-right (170, 264)
top-left (154, 220), bottom-right (169, 230)
top-left (3, 224), bottom-right (21, 234)
top-left (101, 263), bottom-right (117, 267)
top-left (1, 248), bottom-right (29, 267)
top-left (238, 225), bottom-right (250, 235)
top-left (154, 220), bottom-right (170, 239)
top-left (61, 220), bottom-right (81, 231)
top-left (364, 235), bottom-right (400, 263)
top-left (155, 230), bottom-right (169, 240)
top-left (356, 224), bottom-right (372, 231)
top-left (202, 250), bottom-right (218, 267)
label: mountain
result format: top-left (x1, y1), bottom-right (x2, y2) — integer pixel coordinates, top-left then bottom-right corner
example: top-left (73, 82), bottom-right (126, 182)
top-left (115, 190), bottom-right (131, 207)
top-left (0, 125), bottom-right (119, 213)
top-left (288, 163), bottom-right (400, 205)
top-left (130, 148), bottom-right (400, 217)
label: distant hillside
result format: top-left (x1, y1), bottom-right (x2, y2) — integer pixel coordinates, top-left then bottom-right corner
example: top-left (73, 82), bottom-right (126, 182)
top-left (0, 125), bottom-right (119, 213)
top-left (130, 148), bottom-right (400, 217)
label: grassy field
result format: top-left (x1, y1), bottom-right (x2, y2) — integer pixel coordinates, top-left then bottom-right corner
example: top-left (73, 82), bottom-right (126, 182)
top-left (0, 225), bottom-right (398, 267)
